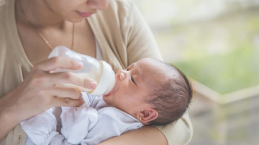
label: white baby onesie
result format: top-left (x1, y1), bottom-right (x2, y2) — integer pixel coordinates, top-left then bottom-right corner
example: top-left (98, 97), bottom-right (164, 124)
top-left (21, 93), bottom-right (143, 145)
top-left (20, 109), bottom-right (58, 145)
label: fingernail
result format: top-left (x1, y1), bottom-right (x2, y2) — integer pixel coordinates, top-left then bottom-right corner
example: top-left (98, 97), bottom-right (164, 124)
top-left (90, 82), bottom-right (97, 89)
top-left (81, 98), bottom-right (85, 104)
top-left (75, 87), bottom-right (81, 92)
top-left (77, 62), bottom-right (83, 68)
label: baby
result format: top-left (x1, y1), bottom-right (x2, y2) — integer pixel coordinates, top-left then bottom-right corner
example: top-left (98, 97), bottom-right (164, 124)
top-left (21, 58), bottom-right (192, 145)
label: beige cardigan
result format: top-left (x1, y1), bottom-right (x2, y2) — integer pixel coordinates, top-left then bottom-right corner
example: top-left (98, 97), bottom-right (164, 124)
top-left (0, 0), bottom-right (193, 144)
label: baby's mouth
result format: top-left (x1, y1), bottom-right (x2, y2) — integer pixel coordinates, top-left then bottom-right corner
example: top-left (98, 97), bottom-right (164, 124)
top-left (103, 81), bottom-right (118, 97)
top-left (103, 91), bottom-right (112, 97)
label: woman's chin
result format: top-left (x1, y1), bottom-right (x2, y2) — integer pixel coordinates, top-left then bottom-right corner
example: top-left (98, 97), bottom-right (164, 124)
top-left (66, 17), bottom-right (85, 23)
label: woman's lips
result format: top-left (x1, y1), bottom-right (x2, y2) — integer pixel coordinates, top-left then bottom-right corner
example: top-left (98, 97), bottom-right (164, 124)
top-left (77, 11), bottom-right (94, 17)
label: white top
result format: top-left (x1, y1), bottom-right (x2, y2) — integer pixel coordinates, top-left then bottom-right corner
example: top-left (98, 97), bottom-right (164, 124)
top-left (20, 93), bottom-right (143, 145)
top-left (61, 93), bottom-right (143, 145)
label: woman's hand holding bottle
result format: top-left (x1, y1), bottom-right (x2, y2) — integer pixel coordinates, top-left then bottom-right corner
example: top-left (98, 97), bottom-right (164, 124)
top-left (0, 56), bottom-right (97, 140)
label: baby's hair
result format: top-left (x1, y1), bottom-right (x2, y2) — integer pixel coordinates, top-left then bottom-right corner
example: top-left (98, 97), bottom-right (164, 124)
top-left (146, 59), bottom-right (192, 126)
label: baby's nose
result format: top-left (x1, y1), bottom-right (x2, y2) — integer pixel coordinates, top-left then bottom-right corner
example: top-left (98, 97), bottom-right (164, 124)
top-left (116, 71), bottom-right (126, 80)
top-left (88, 0), bottom-right (108, 11)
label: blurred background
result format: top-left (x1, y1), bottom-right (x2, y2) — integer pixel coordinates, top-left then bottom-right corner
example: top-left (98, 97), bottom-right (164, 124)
top-left (133, 0), bottom-right (259, 145)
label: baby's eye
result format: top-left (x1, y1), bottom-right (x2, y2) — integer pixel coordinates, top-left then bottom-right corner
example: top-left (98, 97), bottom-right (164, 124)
top-left (131, 77), bottom-right (137, 85)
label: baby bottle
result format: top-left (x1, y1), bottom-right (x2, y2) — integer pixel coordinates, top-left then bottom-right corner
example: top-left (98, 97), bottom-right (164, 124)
top-left (48, 46), bottom-right (115, 95)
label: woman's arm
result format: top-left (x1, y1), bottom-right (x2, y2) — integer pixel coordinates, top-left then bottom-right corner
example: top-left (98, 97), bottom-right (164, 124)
top-left (0, 97), bottom-right (20, 141)
top-left (99, 126), bottom-right (168, 145)
top-left (0, 57), bottom-right (96, 141)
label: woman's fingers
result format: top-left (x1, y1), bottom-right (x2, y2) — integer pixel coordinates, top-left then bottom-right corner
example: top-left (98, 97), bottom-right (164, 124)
top-left (2, 57), bottom-right (90, 127)
top-left (50, 72), bottom-right (97, 89)
top-left (35, 56), bottom-right (83, 72)
top-left (46, 86), bottom-right (84, 107)
top-left (27, 56), bottom-right (96, 108)
top-left (49, 85), bottom-right (82, 99)
top-left (34, 56), bottom-right (97, 89)
top-left (47, 85), bottom-right (86, 107)
top-left (53, 97), bottom-right (84, 107)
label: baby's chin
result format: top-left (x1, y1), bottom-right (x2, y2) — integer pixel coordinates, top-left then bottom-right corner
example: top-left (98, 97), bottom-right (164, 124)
top-left (102, 96), bottom-right (113, 106)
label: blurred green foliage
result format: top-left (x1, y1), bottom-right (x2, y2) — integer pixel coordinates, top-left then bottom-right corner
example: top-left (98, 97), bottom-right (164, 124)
top-left (174, 47), bottom-right (259, 94)
top-left (172, 9), bottom-right (259, 94)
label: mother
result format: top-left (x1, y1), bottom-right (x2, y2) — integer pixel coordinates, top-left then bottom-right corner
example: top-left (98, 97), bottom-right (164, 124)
top-left (0, 0), bottom-right (193, 144)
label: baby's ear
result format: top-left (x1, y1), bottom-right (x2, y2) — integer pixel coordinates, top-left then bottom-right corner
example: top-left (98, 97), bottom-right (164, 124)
top-left (138, 108), bottom-right (158, 125)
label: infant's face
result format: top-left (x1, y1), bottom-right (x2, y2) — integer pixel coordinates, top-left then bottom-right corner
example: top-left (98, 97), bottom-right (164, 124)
top-left (103, 58), bottom-right (158, 116)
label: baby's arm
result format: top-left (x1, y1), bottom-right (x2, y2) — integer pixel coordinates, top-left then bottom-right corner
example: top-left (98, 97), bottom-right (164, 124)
top-left (20, 109), bottom-right (58, 145)
top-left (60, 93), bottom-right (98, 144)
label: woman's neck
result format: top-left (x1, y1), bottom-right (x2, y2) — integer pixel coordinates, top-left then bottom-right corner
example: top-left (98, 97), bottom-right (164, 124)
top-left (16, 0), bottom-right (65, 29)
